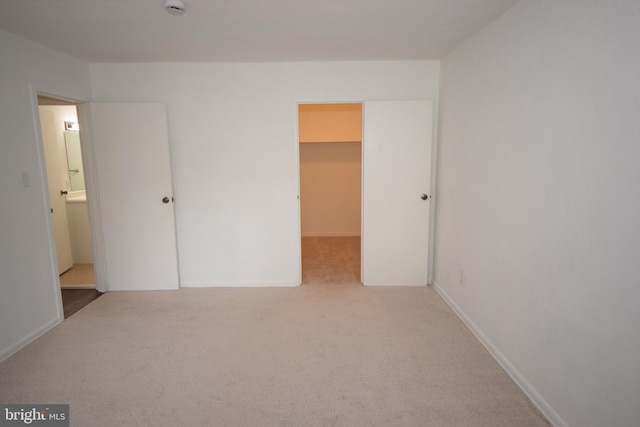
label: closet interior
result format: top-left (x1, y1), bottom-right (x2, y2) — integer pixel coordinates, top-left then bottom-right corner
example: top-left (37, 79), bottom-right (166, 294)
top-left (299, 103), bottom-right (362, 285)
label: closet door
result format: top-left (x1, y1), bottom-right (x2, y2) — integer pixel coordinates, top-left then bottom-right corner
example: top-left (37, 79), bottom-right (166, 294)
top-left (82, 103), bottom-right (179, 291)
top-left (362, 100), bottom-right (432, 286)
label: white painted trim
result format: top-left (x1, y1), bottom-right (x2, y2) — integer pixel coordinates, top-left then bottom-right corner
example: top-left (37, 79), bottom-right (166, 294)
top-left (427, 69), bottom-right (441, 285)
top-left (360, 102), bottom-right (366, 283)
top-left (181, 281), bottom-right (299, 288)
top-left (292, 100), bottom-right (303, 286)
top-left (29, 85), bottom-right (66, 324)
top-left (301, 232), bottom-right (361, 237)
top-left (0, 317), bottom-right (60, 363)
top-left (431, 281), bottom-right (568, 427)
top-left (76, 104), bottom-right (109, 293)
top-left (360, 102), bottom-right (366, 284)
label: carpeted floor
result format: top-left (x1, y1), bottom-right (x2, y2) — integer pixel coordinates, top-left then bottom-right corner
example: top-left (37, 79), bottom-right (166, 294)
top-left (302, 236), bottom-right (361, 285)
top-left (0, 286), bottom-right (549, 426)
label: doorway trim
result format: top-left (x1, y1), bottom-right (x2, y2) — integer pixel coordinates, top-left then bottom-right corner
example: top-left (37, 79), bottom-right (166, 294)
top-left (294, 98), bottom-right (365, 285)
top-left (30, 86), bottom-right (108, 325)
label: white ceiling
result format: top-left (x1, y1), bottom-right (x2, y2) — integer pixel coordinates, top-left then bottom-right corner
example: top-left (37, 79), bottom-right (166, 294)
top-left (0, 0), bottom-right (519, 62)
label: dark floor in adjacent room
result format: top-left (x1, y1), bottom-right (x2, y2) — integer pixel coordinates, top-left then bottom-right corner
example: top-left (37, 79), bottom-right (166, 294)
top-left (62, 289), bottom-right (103, 318)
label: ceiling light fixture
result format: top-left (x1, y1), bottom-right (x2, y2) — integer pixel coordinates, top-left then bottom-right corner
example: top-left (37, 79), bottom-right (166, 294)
top-left (165, 0), bottom-right (186, 16)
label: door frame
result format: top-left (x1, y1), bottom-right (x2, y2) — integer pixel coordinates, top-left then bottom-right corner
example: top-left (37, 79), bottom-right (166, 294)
top-left (294, 98), bottom-right (365, 285)
top-left (294, 98), bottom-right (440, 287)
top-left (30, 87), bottom-right (108, 325)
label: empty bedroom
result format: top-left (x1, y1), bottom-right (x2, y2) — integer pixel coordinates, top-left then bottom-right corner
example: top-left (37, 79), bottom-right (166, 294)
top-left (1, 1), bottom-right (638, 427)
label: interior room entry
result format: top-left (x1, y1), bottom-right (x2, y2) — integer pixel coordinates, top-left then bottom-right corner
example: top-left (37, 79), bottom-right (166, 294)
top-left (38, 102), bottom-right (75, 275)
top-left (298, 103), bottom-right (363, 285)
top-left (38, 98), bottom-right (96, 289)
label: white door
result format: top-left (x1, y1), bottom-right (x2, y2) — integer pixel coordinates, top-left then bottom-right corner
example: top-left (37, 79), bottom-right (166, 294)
top-left (362, 100), bottom-right (433, 286)
top-left (85, 103), bottom-right (179, 291)
top-left (39, 107), bottom-right (74, 274)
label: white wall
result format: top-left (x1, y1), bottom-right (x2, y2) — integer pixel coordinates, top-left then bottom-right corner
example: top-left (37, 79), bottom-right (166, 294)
top-left (67, 199), bottom-right (94, 264)
top-left (300, 142), bottom-right (361, 236)
top-left (0, 29), bottom-right (92, 361)
top-left (39, 106), bottom-right (78, 194)
top-left (434, 1), bottom-right (640, 426)
top-left (90, 61), bottom-right (439, 286)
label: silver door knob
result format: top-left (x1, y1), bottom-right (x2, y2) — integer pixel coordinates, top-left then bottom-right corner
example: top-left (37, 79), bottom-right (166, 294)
top-left (421, 194), bottom-right (429, 200)
top-left (162, 197), bottom-right (171, 203)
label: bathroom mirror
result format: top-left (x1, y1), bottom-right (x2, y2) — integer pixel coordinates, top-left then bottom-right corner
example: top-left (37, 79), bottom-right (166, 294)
top-left (64, 131), bottom-right (86, 191)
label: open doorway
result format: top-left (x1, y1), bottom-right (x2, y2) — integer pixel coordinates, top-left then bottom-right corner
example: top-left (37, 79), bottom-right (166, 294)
top-left (298, 103), bottom-right (362, 285)
top-left (37, 95), bottom-right (102, 317)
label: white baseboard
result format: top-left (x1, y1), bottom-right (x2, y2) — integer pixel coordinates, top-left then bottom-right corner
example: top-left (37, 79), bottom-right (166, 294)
top-left (0, 317), bottom-right (61, 363)
top-left (181, 281), bottom-right (300, 288)
top-left (431, 281), bottom-right (568, 427)
top-left (301, 232), bottom-right (361, 237)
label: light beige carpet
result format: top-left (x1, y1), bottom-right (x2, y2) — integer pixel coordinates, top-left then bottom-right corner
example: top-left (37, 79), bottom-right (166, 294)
top-left (0, 287), bottom-right (549, 426)
top-left (302, 236), bottom-right (361, 285)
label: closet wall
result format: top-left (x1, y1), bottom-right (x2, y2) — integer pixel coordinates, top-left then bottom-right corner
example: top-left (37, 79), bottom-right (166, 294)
top-left (299, 104), bottom-right (362, 237)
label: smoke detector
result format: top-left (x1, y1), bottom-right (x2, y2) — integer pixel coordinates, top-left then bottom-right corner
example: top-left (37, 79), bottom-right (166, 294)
top-left (165, 0), bottom-right (186, 16)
